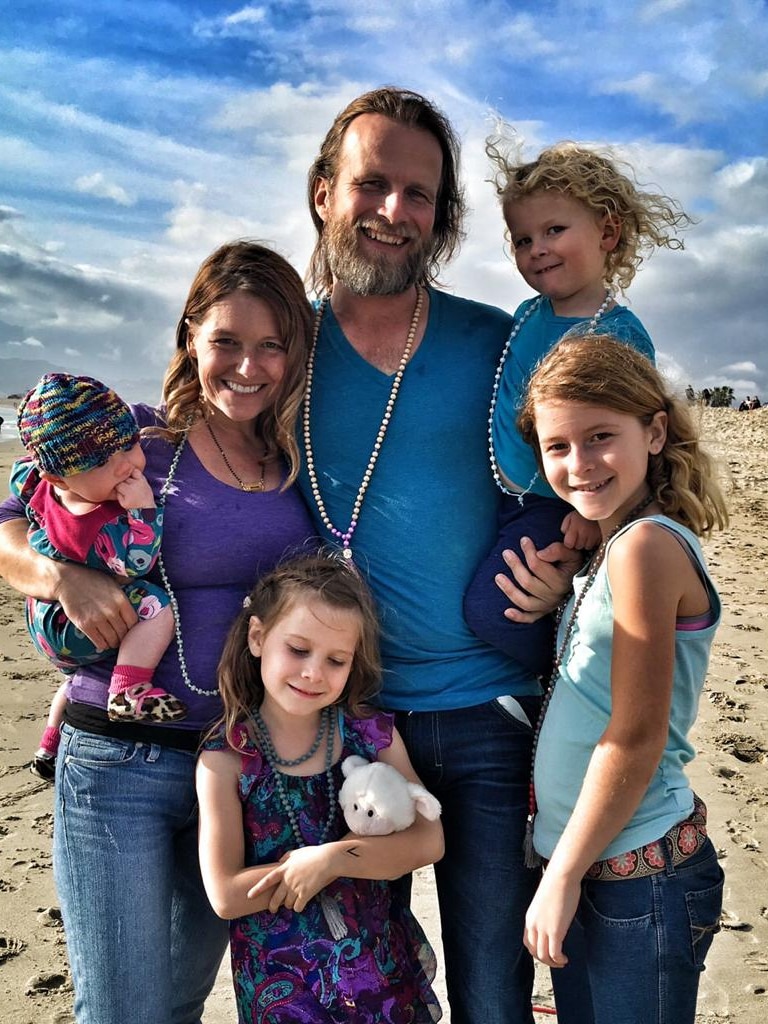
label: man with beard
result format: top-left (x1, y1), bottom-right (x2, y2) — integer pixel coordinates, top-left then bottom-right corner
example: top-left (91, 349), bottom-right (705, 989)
top-left (299, 87), bottom-right (574, 1024)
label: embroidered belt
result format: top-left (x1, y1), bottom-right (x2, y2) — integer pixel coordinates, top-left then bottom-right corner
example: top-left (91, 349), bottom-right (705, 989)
top-left (585, 794), bottom-right (708, 882)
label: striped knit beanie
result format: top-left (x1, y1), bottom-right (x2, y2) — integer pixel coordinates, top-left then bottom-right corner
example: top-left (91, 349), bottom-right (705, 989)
top-left (17, 373), bottom-right (139, 477)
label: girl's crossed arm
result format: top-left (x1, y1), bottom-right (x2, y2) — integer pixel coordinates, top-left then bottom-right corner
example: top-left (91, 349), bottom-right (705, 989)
top-left (524, 522), bottom-right (703, 967)
top-left (196, 746), bottom-right (284, 920)
top-left (248, 728), bottom-right (445, 915)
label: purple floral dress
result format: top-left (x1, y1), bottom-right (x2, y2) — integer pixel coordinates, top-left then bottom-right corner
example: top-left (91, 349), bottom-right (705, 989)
top-left (204, 710), bottom-right (441, 1024)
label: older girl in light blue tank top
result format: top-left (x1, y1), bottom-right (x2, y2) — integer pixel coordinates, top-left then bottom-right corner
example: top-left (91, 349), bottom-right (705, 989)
top-left (516, 335), bottom-right (728, 1024)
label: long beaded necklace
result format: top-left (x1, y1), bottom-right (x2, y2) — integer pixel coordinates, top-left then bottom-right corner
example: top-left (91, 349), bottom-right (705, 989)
top-left (253, 703), bottom-right (348, 939)
top-left (254, 706), bottom-right (330, 769)
top-left (251, 705), bottom-right (338, 846)
top-left (205, 419), bottom-right (265, 492)
top-left (487, 292), bottom-right (613, 495)
top-left (302, 286), bottom-right (424, 563)
top-left (155, 430), bottom-right (223, 697)
top-left (522, 492), bottom-right (654, 868)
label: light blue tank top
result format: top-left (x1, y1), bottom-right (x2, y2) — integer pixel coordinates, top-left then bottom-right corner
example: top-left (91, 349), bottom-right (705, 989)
top-left (533, 516), bottom-right (721, 860)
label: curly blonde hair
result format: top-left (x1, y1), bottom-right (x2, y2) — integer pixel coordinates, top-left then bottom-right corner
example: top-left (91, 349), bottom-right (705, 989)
top-left (215, 552), bottom-right (383, 751)
top-left (518, 335), bottom-right (728, 537)
top-left (159, 240), bottom-right (312, 486)
top-left (486, 132), bottom-right (693, 292)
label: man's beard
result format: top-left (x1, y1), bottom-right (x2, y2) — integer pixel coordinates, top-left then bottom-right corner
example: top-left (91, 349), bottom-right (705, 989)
top-left (321, 215), bottom-right (434, 296)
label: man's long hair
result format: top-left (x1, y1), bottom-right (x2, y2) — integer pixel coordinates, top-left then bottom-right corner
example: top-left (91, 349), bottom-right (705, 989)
top-left (306, 86), bottom-right (466, 295)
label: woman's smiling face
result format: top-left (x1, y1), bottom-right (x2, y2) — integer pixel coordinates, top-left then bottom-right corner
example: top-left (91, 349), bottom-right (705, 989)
top-left (188, 290), bottom-right (288, 424)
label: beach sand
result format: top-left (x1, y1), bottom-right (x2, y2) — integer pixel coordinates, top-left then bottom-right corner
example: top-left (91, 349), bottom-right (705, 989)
top-left (0, 407), bottom-right (765, 1022)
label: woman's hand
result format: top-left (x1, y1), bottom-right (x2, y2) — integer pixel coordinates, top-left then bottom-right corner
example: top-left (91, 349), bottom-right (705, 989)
top-left (54, 564), bottom-right (137, 650)
top-left (495, 537), bottom-right (583, 622)
top-left (248, 846), bottom-right (337, 913)
top-left (0, 518), bottom-right (136, 649)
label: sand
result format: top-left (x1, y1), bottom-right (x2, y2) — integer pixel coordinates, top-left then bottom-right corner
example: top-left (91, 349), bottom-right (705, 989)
top-left (0, 407), bottom-right (766, 1022)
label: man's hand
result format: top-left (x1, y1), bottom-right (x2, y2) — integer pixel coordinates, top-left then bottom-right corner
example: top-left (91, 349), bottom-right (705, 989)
top-left (495, 538), bottom-right (583, 622)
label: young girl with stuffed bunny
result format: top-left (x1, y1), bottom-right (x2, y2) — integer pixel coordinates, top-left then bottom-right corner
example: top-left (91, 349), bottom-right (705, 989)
top-left (517, 335), bottom-right (727, 1024)
top-left (196, 552), bottom-right (443, 1024)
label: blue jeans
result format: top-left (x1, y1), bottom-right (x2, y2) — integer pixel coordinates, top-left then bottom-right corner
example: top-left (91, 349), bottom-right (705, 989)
top-left (53, 724), bottom-right (229, 1024)
top-left (552, 838), bottom-right (724, 1024)
top-left (395, 697), bottom-right (542, 1024)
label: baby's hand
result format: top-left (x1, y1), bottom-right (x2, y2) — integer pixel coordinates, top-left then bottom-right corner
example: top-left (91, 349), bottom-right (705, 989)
top-left (561, 511), bottom-right (601, 550)
top-left (115, 469), bottom-right (155, 510)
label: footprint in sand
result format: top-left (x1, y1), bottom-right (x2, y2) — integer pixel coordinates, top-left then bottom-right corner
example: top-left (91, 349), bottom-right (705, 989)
top-left (746, 950), bottom-right (768, 973)
top-left (0, 934), bottom-right (25, 963)
top-left (713, 732), bottom-right (766, 764)
top-left (24, 972), bottom-right (70, 996)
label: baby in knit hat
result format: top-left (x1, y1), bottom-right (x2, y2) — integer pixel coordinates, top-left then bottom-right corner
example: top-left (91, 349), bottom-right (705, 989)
top-left (11, 373), bottom-right (184, 780)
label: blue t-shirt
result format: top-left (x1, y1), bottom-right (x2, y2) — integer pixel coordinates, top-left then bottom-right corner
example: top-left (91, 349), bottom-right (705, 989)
top-left (297, 288), bottom-right (541, 710)
top-left (493, 298), bottom-right (655, 498)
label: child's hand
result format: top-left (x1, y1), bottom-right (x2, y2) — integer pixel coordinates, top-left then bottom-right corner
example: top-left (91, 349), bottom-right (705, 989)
top-left (247, 846), bottom-right (336, 913)
top-left (560, 510), bottom-right (602, 550)
top-left (523, 867), bottom-right (580, 969)
top-left (115, 469), bottom-right (155, 510)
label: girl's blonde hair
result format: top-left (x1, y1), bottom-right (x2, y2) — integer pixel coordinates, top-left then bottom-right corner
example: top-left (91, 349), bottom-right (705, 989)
top-left (518, 335), bottom-right (728, 537)
top-left (216, 552), bottom-right (382, 750)
top-left (159, 240), bottom-right (312, 487)
top-left (486, 133), bottom-right (693, 292)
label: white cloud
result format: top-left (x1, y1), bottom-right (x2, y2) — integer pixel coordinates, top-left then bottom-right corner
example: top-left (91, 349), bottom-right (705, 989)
top-left (747, 68), bottom-right (768, 96)
top-left (640, 0), bottom-right (689, 18)
top-left (723, 361), bottom-right (759, 374)
top-left (0, 1), bottom-right (765, 396)
top-left (75, 172), bottom-right (133, 206)
top-left (194, 4), bottom-right (268, 38)
top-left (9, 336), bottom-right (45, 349)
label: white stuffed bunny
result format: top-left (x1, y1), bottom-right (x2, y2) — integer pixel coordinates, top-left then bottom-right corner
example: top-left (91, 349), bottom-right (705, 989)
top-left (338, 755), bottom-right (442, 836)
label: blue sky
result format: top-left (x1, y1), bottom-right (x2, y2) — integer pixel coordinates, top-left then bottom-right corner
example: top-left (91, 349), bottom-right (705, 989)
top-left (1, 0), bottom-right (766, 403)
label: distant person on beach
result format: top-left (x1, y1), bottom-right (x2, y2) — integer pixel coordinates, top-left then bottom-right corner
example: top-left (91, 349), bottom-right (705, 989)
top-left (519, 335), bottom-right (727, 1024)
top-left (197, 553), bottom-right (444, 1023)
top-left (464, 135), bottom-right (692, 676)
top-left (0, 241), bottom-right (315, 1024)
top-left (0, 414), bottom-right (4, 432)
top-left (739, 396), bottom-right (751, 411)
top-left (749, 394), bottom-right (761, 409)
top-left (11, 373), bottom-right (178, 780)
